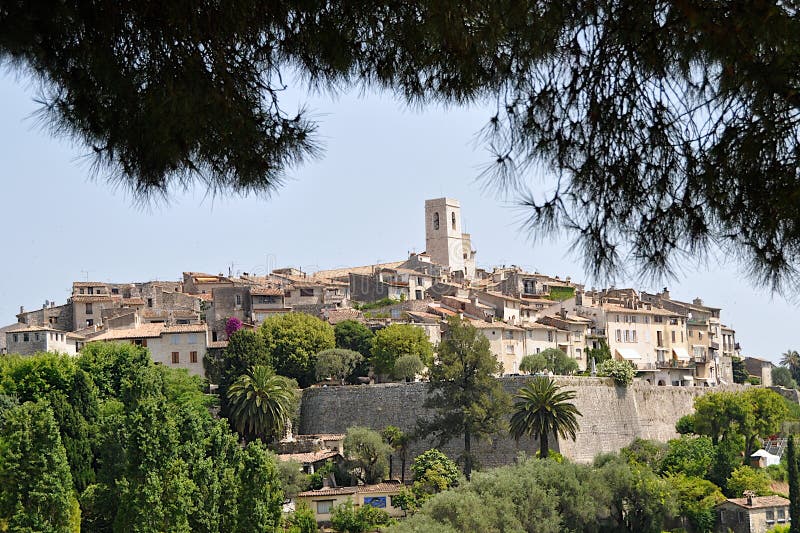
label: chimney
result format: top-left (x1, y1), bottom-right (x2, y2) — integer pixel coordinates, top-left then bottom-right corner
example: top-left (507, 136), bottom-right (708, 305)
top-left (560, 309), bottom-right (567, 320)
top-left (661, 287), bottom-right (670, 300)
top-left (693, 297), bottom-right (703, 306)
top-left (19, 306), bottom-right (24, 314)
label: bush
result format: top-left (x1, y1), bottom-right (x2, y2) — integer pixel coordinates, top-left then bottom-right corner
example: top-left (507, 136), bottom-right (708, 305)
top-left (519, 354), bottom-right (547, 374)
top-left (285, 501), bottom-right (318, 533)
top-left (330, 500), bottom-right (392, 533)
top-left (597, 359), bottom-right (636, 386)
top-left (772, 367), bottom-right (798, 389)
top-left (393, 354), bottom-right (424, 382)
top-left (726, 465), bottom-right (773, 497)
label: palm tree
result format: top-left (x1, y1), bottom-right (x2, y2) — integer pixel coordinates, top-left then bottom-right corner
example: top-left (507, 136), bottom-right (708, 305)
top-left (782, 350), bottom-right (800, 381)
top-left (510, 377), bottom-right (582, 459)
top-left (227, 365), bottom-right (295, 443)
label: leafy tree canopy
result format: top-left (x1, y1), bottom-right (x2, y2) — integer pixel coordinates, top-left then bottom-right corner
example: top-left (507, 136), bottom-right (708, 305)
top-left (334, 320), bottom-right (375, 357)
top-left (371, 324), bottom-right (434, 377)
top-left (6, 2), bottom-right (800, 287)
top-left (261, 313), bottom-right (335, 387)
top-left (315, 349), bottom-right (364, 385)
top-left (343, 426), bottom-right (393, 485)
top-left (393, 354), bottom-right (424, 382)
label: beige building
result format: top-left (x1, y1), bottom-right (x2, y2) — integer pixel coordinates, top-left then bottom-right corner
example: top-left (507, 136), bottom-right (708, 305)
top-left (522, 323), bottom-right (561, 357)
top-left (472, 291), bottom-right (522, 325)
top-left (90, 323), bottom-right (209, 376)
top-left (470, 320), bottom-right (525, 374)
top-left (251, 286), bottom-right (291, 323)
top-left (296, 481), bottom-right (405, 523)
top-left (716, 495), bottom-right (790, 533)
top-left (537, 312), bottom-right (592, 370)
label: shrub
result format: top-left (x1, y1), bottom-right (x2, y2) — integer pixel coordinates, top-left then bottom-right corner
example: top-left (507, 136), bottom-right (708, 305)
top-left (597, 359), bottom-right (636, 386)
top-left (726, 465), bottom-right (772, 497)
top-left (393, 354), bottom-right (424, 382)
top-left (330, 500), bottom-right (392, 533)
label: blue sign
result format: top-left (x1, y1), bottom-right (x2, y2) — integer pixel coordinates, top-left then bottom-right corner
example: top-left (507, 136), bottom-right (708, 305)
top-left (364, 496), bottom-right (386, 508)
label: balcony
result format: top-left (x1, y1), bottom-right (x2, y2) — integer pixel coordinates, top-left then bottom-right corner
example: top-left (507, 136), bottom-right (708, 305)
top-left (656, 360), bottom-right (696, 370)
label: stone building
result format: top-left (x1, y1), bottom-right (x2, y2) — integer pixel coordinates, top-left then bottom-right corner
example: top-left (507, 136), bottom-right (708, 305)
top-left (16, 302), bottom-right (73, 332)
top-left (716, 495), bottom-right (790, 533)
top-left (4, 324), bottom-right (78, 355)
top-left (424, 198), bottom-right (476, 280)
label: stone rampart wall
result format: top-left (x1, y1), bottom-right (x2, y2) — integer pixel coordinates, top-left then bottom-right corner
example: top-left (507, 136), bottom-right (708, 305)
top-left (299, 377), bottom-right (743, 472)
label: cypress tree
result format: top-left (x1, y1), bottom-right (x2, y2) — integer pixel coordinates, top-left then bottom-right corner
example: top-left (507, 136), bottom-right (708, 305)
top-left (790, 435), bottom-right (800, 533)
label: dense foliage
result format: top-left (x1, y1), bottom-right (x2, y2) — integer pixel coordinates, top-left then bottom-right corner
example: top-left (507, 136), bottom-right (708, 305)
top-left (0, 347), bottom-right (286, 532)
top-left (315, 349), bottom-right (364, 385)
top-left (371, 324), bottom-right (434, 377)
top-left (261, 313), bottom-right (335, 387)
top-left (343, 427), bottom-right (393, 485)
top-left (597, 359), bottom-right (637, 386)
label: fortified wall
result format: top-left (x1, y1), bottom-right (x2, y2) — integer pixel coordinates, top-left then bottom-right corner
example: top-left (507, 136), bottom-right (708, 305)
top-left (299, 377), bottom-right (743, 470)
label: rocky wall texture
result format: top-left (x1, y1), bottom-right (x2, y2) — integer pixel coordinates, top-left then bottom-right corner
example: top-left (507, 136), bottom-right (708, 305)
top-left (298, 377), bottom-right (743, 472)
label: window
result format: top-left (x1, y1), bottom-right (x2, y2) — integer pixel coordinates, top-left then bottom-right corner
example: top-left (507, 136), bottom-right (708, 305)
top-left (34, 333), bottom-right (39, 341)
top-left (23, 333), bottom-right (29, 342)
top-left (417, 276), bottom-right (423, 285)
top-left (624, 330), bottom-right (630, 342)
top-left (698, 331), bottom-right (703, 340)
top-left (451, 211), bottom-right (456, 230)
top-left (171, 352), bottom-right (180, 364)
top-left (235, 294), bottom-right (242, 305)
top-left (300, 288), bottom-right (315, 297)
top-left (671, 331), bottom-right (676, 343)
top-left (575, 348), bottom-right (582, 358)
top-left (631, 315), bottom-right (637, 323)
top-left (506, 345), bottom-right (514, 354)
top-left (654, 315), bottom-right (663, 323)
top-left (147, 298), bottom-right (153, 308)
top-left (504, 331), bottom-right (513, 340)
top-left (433, 212), bottom-right (440, 230)
top-left (547, 331), bottom-right (554, 342)
top-left (317, 500), bottom-right (334, 514)
top-left (171, 335), bottom-right (181, 345)
top-left (111, 288), bottom-right (119, 295)
top-left (49, 316), bottom-right (57, 324)
top-left (87, 287), bottom-right (94, 295)
top-left (536, 348), bottom-right (541, 354)
top-left (689, 330), bottom-right (693, 338)
top-left (190, 351), bottom-right (198, 363)
top-left (212, 331), bottom-right (218, 342)
top-left (616, 314), bottom-right (620, 322)
top-left (133, 339), bottom-right (148, 348)
top-left (86, 319), bottom-right (94, 327)
top-left (624, 315), bottom-right (629, 323)
top-left (615, 329), bottom-right (622, 342)
top-left (12, 334), bottom-right (17, 342)
top-left (188, 334), bottom-right (197, 344)
top-left (86, 303), bottom-right (93, 315)
top-left (79, 288), bottom-right (84, 294)
top-left (778, 509), bottom-right (786, 522)
top-left (766, 510), bottom-right (775, 524)
top-left (632, 330), bottom-right (637, 342)
top-left (681, 331), bottom-right (684, 342)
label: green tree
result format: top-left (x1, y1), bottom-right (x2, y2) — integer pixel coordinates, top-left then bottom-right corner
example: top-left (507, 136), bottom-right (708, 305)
top-left (261, 313), bottom-right (335, 387)
top-left (587, 340), bottom-right (612, 366)
top-left (709, 435), bottom-right (747, 493)
top-left (519, 353), bottom-right (547, 374)
top-left (277, 460), bottom-right (310, 500)
top-left (741, 388), bottom-right (789, 459)
top-left (597, 359), bottom-right (636, 386)
top-left (393, 354), bottom-right (424, 382)
top-left (691, 392), bottom-right (749, 445)
top-left (227, 365), bottom-right (296, 443)
top-left (665, 474), bottom-right (725, 533)
top-left (334, 320), bottom-right (374, 383)
top-left (344, 426), bottom-right (393, 484)
top-left (236, 442), bottom-right (284, 533)
top-left (422, 316), bottom-right (511, 479)
top-left (774, 366), bottom-right (799, 389)
top-left (620, 438), bottom-right (668, 471)
top-left (334, 320), bottom-right (375, 357)
top-left (0, 400), bottom-right (79, 533)
top-left (660, 436), bottom-right (715, 478)
top-left (509, 377), bottom-right (582, 459)
top-left (286, 501), bottom-right (318, 533)
top-left (394, 449), bottom-right (461, 513)
top-left (77, 341), bottom-right (150, 398)
top-left (216, 329), bottom-right (271, 414)
top-left (330, 500), bottom-right (392, 533)
top-left (732, 356), bottom-right (749, 384)
top-left (788, 435), bottom-right (800, 533)
top-left (315, 349), bottom-right (363, 385)
top-left (371, 324), bottom-right (434, 378)
top-left (381, 426), bottom-right (410, 482)
top-left (539, 348), bottom-right (579, 375)
top-left (727, 465), bottom-right (773, 497)
top-left (782, 350), bottom-right (800, 383)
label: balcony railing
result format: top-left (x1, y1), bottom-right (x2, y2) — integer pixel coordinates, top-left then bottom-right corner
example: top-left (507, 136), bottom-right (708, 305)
top-left (655, 360), bottom-right (696, 369)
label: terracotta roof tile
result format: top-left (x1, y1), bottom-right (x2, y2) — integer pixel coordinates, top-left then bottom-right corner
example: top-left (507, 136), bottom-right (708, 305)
top-left (723, 495), bottom-right (789, 509)
top-left (90, 323), bottom-right (206, 341)
top-left (250, 287), bottom-right (284, 296)
top-left (297, 480), bottom-right (402, 498)
top-left (277, 450), bottom-right (342, 464)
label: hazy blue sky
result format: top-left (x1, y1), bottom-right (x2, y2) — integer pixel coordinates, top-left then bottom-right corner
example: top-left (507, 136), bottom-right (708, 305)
top-left (0, 74), bottom-right (796, 362)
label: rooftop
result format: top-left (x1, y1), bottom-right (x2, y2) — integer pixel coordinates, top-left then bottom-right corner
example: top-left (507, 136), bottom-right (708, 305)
top-left (723, 495), bottom-right (790, 509)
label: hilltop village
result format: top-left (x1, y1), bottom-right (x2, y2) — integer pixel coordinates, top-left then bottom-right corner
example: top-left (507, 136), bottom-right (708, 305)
top-left (2, 198), bottom-right (743, 388)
